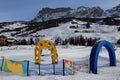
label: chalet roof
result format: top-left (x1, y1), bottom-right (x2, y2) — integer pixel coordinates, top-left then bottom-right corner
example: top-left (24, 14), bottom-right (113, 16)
top-left (0, 35), bottom-right (7, 38)
top-left (6, 38), bottom-right (16, 42)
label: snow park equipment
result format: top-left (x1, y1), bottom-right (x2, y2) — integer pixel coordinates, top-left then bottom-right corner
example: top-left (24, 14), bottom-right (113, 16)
top-left (63, 59), bottom-right (74, 76)
top-left (90, 40), bottom-right (116, 74)
top-left (2, 58), bottom-right (29, 76)
top-left (88, 58), bottom-right (90, 73)
top-left (34, 40), bottom-right (58, 64)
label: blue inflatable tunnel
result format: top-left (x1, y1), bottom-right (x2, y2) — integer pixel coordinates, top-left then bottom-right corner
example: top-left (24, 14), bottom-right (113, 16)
top-left (90, 40), bottom-right (116, 74)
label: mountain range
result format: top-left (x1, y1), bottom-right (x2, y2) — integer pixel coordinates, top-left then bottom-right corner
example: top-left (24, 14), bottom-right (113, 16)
top-left (33, 4), bottom-right (120, 22)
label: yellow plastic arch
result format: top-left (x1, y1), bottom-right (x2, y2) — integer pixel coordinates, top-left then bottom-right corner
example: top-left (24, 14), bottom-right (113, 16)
top-left (34, 40), bottom-right (58, 64)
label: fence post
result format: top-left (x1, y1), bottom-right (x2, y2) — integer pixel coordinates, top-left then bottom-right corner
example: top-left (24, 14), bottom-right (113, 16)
top-left (88, 57), bottom-right (90, 73)
top-left (38, 64), bottom-right (40, 75)
top-left (63, 59), bottom-right (65, 76)
top-left (1, 56), bottom-right (4, 71)
top-left (53, 64), bottom-right (55, 75)
top-left (27, 61), bottom-right (29, 76)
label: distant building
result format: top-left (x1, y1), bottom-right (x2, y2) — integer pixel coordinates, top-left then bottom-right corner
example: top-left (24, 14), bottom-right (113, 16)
top-left (0, 35), bottom-right (20, 46)
top-left (6, 38), bottom-right (20, 46)
top-left (69, 19), bottom-right (78, 28)
top-left (0, 35), bottom-right (7, 46)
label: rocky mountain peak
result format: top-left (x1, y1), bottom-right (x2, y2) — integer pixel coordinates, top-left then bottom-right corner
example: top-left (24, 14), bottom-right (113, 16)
top-left (39, 7), bottom-right (72, 14)
top-left (89, 6), bottom-right (105, 17)
top-left (106, 4), bottom-right (120, 17)
top-left (32, 4), bottom-right (120, 22)
top-left (33, 7), bottom-right (72, 22)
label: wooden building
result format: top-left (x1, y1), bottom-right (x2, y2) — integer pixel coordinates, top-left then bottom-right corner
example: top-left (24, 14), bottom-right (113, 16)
top-left (0, 35), bottom-right (20, 46)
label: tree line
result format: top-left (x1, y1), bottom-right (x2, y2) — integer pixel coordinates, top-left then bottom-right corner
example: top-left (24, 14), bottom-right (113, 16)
top-left (54, 35), bottom-right (100, 46)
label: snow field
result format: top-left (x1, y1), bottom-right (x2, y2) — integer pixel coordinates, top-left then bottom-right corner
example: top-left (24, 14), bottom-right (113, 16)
top-left (0, 45), bottom-right (120, 80)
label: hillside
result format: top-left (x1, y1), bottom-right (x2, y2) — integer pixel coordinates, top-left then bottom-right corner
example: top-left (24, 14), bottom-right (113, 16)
top-left (0, 19), bottom-right (120, 45)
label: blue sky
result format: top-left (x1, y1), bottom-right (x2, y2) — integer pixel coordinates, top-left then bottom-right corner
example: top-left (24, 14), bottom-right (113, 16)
top-left (0, 0), bottom-right (120, 22)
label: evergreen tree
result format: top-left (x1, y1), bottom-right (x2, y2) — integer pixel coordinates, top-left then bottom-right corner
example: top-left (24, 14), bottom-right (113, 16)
top-left (118, 27), bottom-right (120, 31)
top-left (62, 39), bottom-right (68, 45)
top-left (87, 37), bottom-right (98, 46)
top-left (54, 37), bottom-right (62, 45)
top-left (69, 37), bottom-right (74, 45)
top-left (74, 37), bottom-right (78, 45)
top-left (80, 35), bottom-right (84, 45)
top-left (30, 38), bottom-right (34, 45)
top-left (64, 35), bottom-right (99, 46)
top-left (86, 22), bottom-right (90, 28)
top-left (87, 37), bottom-right (93, 46)
top-left (117, 39), bottom-right (120, 44)
top-left (21, 39), bottom-right (28, 45)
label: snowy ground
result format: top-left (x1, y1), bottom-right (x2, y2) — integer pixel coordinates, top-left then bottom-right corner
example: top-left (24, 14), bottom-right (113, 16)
top-left (0, 45), bottom-right (120, 80)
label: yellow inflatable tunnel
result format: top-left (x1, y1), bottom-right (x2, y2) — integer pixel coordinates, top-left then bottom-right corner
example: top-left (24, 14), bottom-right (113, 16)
top-left (34, 40), bottom-right (58, 64)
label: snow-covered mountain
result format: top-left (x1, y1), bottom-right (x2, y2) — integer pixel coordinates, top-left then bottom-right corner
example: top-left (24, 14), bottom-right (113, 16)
top-left (33, 7), bottom-right (72, 22)
top-left (106, 4), bottom-right (120, 17)
top-left (33, 6), bottom-right (105, 22)
top-left (33, 4), bottom-right (120, 22)
top-left (70, 6), bottom-right (105, 18)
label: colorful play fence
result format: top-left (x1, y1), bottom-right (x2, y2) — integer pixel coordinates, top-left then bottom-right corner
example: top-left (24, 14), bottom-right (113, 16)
top-left (30, 59), bottom-right (75, 76)
top-left (2, 59), bottom-right (29, 76)
top-left (63, 59), bottom-right (74, 75)
top-left (0, 58), bottom-right (29, 76)
top-left (0, 58), bottom-right (79, 76)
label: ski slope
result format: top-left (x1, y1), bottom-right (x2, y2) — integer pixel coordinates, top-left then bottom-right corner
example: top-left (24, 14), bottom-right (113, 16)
top-left (30, 21), bottom-right (120, 43)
